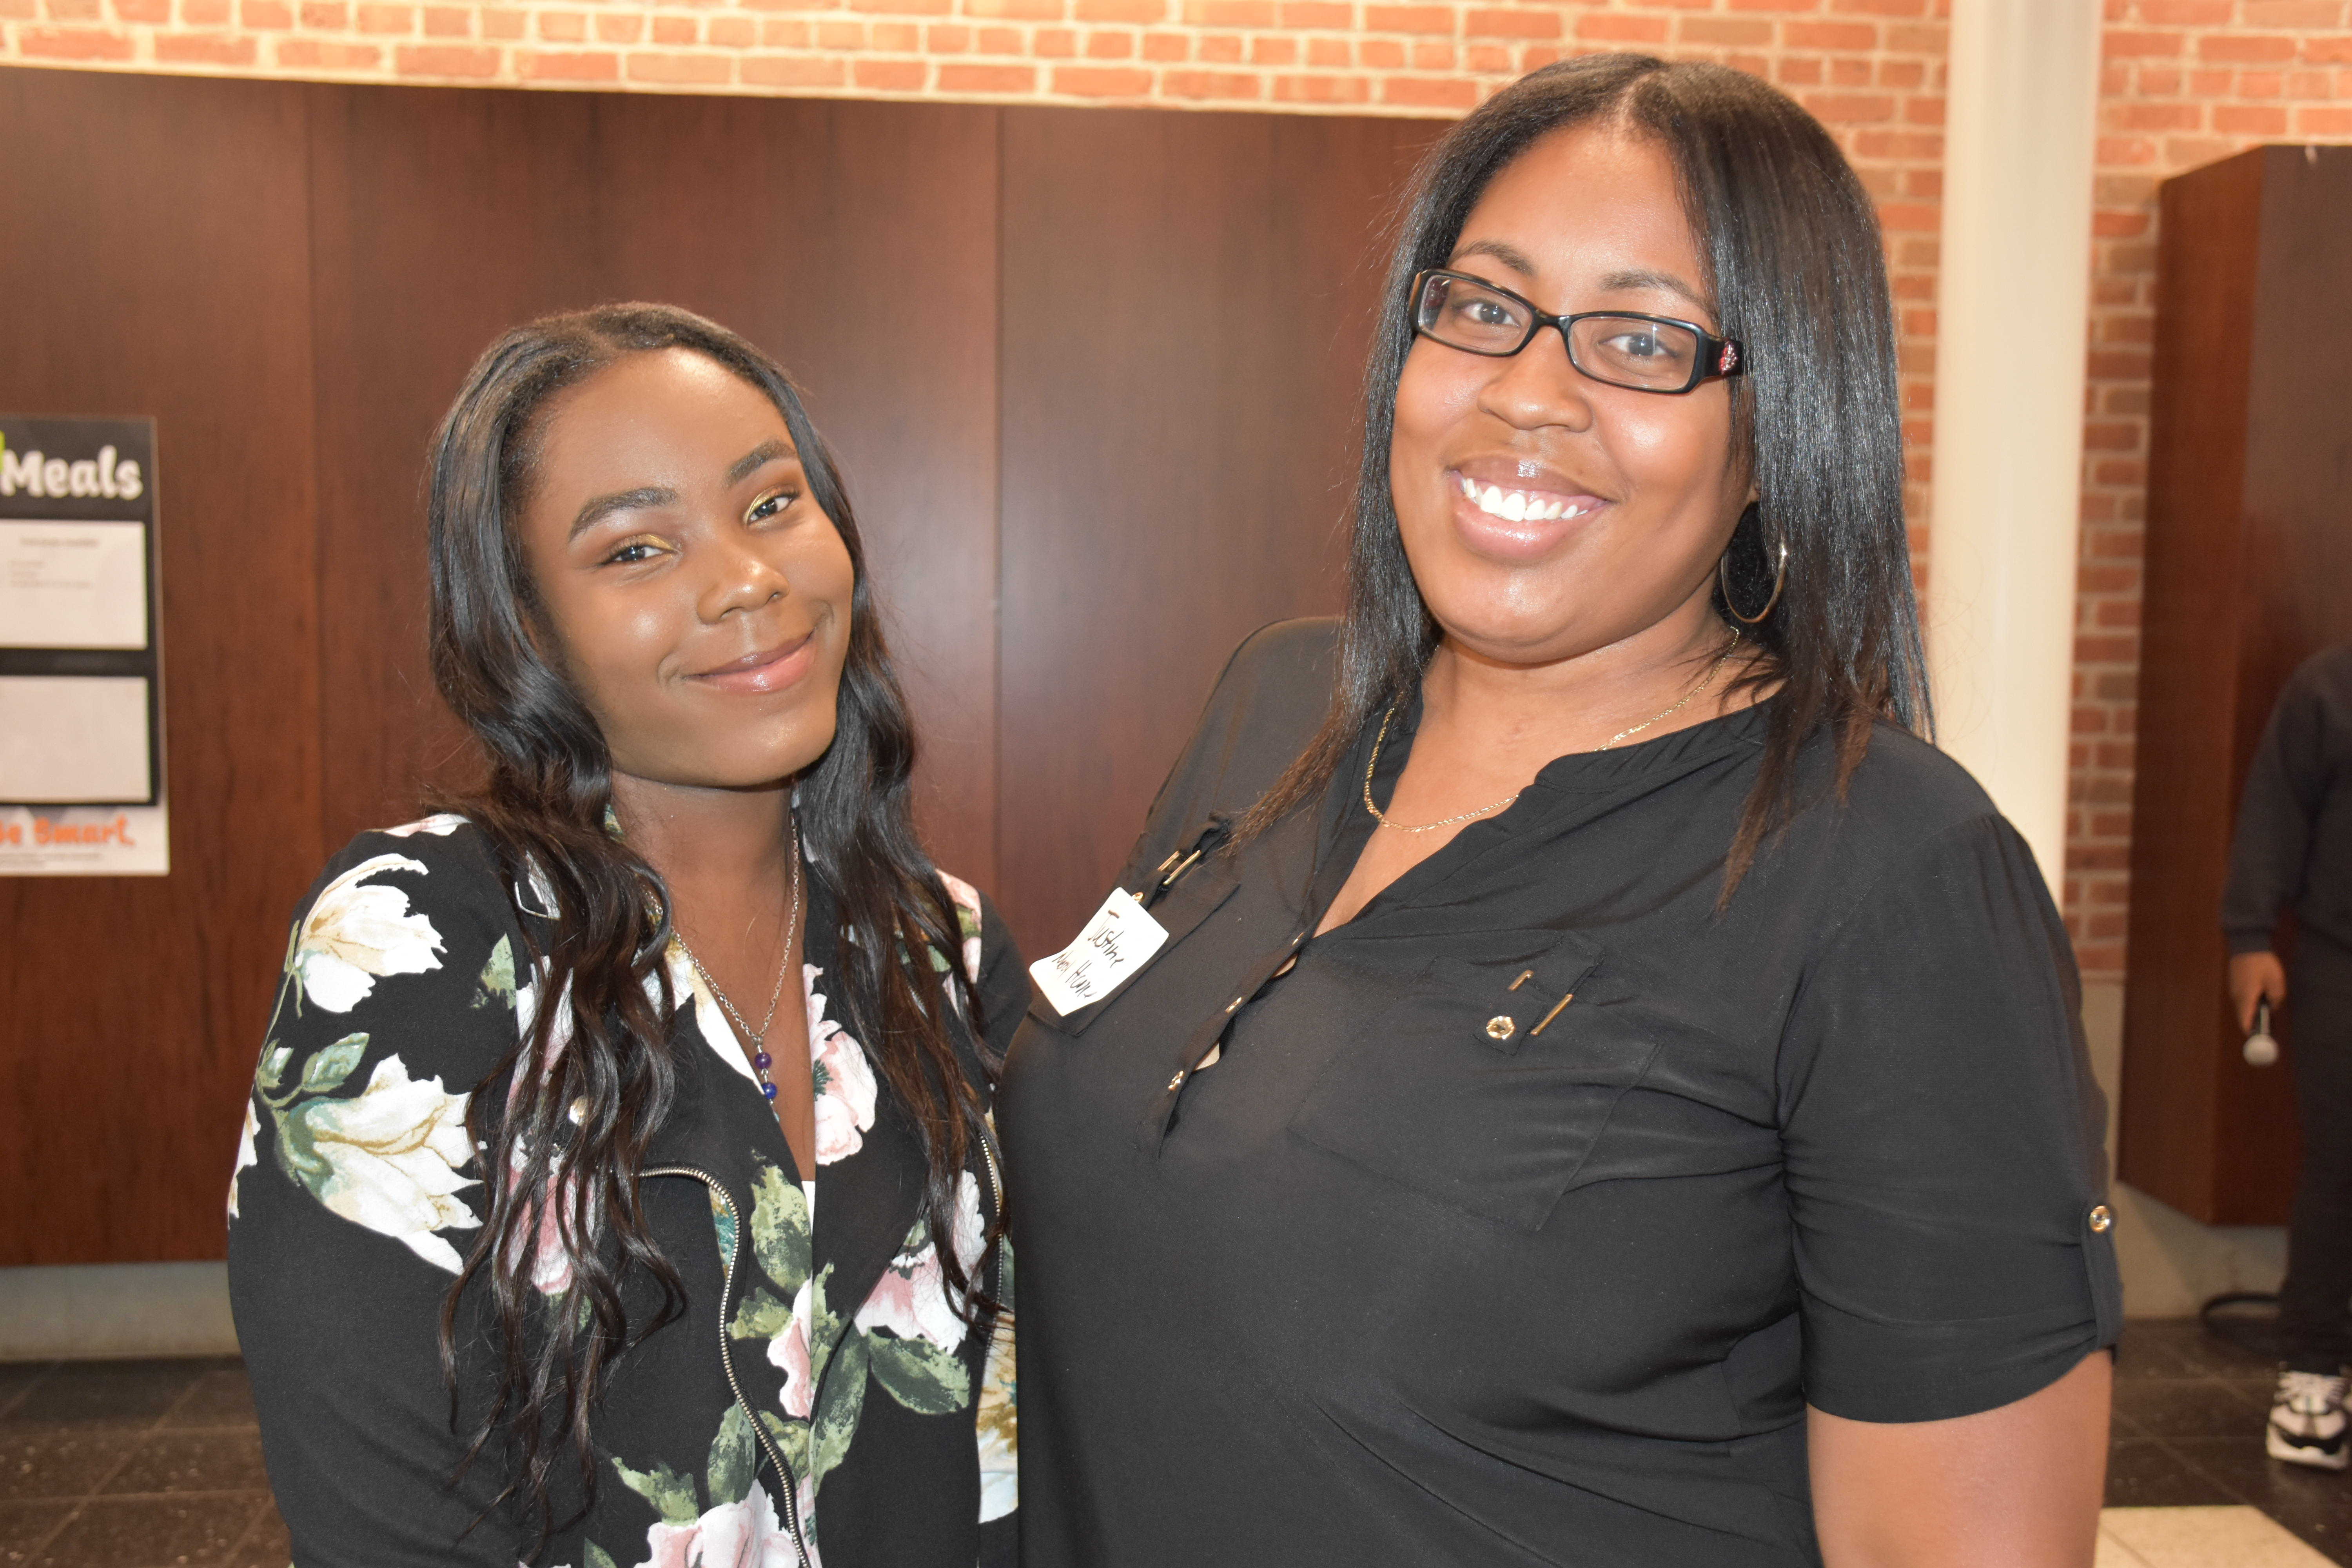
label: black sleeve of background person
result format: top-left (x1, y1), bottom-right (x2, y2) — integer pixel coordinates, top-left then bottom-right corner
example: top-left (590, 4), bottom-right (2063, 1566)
top-left (2223, 658), bottom-right (2333, 954)
top-left (1782, 813), bottom-right (2119, 1423)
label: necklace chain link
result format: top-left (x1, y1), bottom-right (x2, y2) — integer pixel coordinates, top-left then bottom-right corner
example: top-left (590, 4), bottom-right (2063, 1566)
top-left (1363, 628), bottom-right (1742, 835)
top-left (674, 814), bottom-right (801, 1112)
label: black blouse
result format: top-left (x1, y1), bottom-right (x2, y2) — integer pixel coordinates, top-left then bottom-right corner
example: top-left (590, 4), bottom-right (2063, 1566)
top-left (999, 619), bottom-right (2121, 1568)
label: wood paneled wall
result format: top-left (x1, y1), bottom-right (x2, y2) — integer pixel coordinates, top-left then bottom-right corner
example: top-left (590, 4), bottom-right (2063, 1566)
top-left (998, 109), bottom-right (1422, 937)
top-left (2119, 144), bottom-right (2352, 1226)
top-left (0, 72), bottom-right (327, 1270)
top-left (0, 64), bottom-right (1434, 1265)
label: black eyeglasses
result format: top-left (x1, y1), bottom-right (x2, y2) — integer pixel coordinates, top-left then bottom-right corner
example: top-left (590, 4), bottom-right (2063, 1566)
top-left (1408, 269), bottom-right (1745, 395)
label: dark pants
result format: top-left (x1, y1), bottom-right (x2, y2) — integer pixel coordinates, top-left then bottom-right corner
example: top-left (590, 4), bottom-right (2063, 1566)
top-left (2282, 946), bottom-right (2352, 1371)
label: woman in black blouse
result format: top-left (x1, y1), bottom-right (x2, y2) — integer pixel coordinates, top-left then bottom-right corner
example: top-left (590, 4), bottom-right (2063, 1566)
top-left (1000, 55), bottom-right (2116, 1568)
top-left (229, 305), bottom-right (1027, 1566)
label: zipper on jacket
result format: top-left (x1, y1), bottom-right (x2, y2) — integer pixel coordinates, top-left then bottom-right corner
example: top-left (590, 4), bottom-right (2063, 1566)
top-left (978, 1122), bottom-right (1005, 1293)
top-left (644, 1165), bottom-right (815, 1568)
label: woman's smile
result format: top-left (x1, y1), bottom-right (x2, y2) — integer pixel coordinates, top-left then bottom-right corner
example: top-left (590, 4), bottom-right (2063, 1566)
top-left (686, 628), bottom-right (819, 695)
top-left (1445, 463), bottom-right (1610, 561)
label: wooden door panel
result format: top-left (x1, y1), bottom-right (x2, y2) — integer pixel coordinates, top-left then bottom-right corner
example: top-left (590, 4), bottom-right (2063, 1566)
top-left (995, 106), bottom-right (1438, 955)
top-left (306, 86), bottom-right (608, 848)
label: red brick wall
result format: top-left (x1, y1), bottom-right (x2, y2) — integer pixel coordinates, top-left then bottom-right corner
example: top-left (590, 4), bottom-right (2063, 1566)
top-left (0, 0), bottom-right (1956, 110)
top-left (4, 0), bottom-right (2350, 973)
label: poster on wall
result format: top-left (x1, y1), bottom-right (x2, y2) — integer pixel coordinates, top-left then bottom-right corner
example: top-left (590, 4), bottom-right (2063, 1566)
top-left (0, 416), bottom-right (167, 875)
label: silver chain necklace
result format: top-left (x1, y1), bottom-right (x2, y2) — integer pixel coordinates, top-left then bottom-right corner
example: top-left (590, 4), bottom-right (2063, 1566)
top-left (674, 814), bottom-right (801, 1112)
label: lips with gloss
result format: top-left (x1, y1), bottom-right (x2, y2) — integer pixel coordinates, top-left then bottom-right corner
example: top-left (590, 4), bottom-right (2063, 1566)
top-left (691, 633), bottom-right (817, 695)
top-left (1448, 470), bottom-right (1606, 558)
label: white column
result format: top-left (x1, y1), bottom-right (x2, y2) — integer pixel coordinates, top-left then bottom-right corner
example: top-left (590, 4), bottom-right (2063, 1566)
top-left (1925, 0), bottom-right (2104, 894)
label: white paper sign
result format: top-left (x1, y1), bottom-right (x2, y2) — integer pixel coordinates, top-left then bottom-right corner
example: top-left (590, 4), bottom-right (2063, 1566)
top-left (0, 675), bottom-right (152, 800)
top-left (1030, 888), bottom-right (1171, 1016)
top-left (0, 521), bottom-right (149, 649)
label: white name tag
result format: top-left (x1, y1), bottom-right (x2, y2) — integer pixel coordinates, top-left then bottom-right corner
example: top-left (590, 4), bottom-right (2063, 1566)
top-left (1029, 888), bottom-right (1170, 1016)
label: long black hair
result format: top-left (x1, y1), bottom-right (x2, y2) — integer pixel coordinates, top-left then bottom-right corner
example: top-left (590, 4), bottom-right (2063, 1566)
top-left (423, 303), bottom-right (991, 1538)
top-left (1245, 54), bottom-right (1929, 886)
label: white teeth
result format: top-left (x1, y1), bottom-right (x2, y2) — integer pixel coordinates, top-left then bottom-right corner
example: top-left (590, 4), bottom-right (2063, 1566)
top-left (1459, 476), bottom-right (1590, 523)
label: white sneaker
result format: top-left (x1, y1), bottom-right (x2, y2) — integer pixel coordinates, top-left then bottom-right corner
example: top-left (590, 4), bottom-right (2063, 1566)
top-left (2268, 1369), bottom-right (2351, 1470)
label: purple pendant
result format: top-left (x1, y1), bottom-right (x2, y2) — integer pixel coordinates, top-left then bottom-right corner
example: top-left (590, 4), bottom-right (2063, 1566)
top-left (753, 1051), bottom-right (772, 1070)
top-left (760, 1081), bottom-right (779, 1100)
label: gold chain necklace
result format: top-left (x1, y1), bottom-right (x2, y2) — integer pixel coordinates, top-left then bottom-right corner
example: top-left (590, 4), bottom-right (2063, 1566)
top-left (674, 814), bottom-right (801, 1111)
top-left (1363, 628), bottom-right (1743, 835)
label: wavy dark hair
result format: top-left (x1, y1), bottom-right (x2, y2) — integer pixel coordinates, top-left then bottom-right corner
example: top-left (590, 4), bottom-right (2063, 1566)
top-left (422, 303), bottom-right (990, 1540)
top-left (1245, 54), bottom-right (1929, 886)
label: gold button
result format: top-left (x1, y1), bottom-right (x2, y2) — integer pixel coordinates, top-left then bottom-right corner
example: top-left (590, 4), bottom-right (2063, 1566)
top-left (2088, 1205), bottom-right (2113, 1233)
top-left (1485, 1015), bottom-right (1516, 1041)
top-left (1167, 1071), bottom-right (1185, 1091)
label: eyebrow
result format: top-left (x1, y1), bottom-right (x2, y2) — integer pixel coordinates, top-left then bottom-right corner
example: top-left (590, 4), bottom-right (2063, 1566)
top-left (1452, 238), bottom-right (1540, 276)
top-left (564, 441), bottom-right (798, 541)
top-left (568, 486), bottom-right (675, 540)
top-left (1597, 267), bottom-right (1712, 314)
top-left (1451, 242), bottom-right (1714, 317)
top-left (728, 439), bottom-right (795, 486)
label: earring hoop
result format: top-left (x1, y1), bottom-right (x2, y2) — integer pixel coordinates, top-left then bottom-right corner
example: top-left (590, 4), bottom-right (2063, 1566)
top-left (1718, 535), bottom-right (1788, 625)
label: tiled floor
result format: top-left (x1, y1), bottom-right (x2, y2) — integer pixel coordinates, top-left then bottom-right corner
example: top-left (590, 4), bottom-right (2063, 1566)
top-left (2099, 1505), bottom-right (2337, 1566)
top-left (0, 1357), bottom-right (285, 1568)
top-left (2109, 1316), bottom-right (2352, 1564)
top-left (0, 1319), bottom-right (2347, 1566)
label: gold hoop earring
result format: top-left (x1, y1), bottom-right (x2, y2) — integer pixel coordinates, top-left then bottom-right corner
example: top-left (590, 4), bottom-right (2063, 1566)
top-left (1719, 536), bottom-right (1788, 625)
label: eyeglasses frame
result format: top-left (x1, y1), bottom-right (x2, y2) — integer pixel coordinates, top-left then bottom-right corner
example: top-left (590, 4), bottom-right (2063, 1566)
top-left (1408, 268), bottom-right (1746, 395)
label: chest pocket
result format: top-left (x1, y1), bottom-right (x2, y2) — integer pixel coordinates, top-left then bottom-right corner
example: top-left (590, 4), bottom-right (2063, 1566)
top-left (1287, 930), bottom-right (1659, 1232)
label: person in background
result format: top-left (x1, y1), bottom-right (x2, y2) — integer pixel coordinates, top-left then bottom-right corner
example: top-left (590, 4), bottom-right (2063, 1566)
top-left (227, 304), bottom-right (1024, 1566)
top-left (1002, 54), bottom-right (2117, 1568)
top-left (2225, 644), bottom-right (2352, 1470)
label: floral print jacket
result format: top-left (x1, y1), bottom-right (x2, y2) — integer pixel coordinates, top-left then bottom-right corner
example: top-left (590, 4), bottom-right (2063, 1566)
top-left (226, 816), bottom-right (1027, 1568)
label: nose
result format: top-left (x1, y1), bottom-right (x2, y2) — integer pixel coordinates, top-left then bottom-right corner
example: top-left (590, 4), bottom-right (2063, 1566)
top-left (1476, 324), bottom-right (1597, 434)
top-left (699, 534), bottom-right (789, 623)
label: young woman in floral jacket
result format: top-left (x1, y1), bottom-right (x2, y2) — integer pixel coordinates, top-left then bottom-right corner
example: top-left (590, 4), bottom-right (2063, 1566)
top-left (226, 305), bottom-right (1026, 1568)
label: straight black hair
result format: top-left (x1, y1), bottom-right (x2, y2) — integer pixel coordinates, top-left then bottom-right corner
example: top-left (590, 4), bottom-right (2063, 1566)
top-left (1244, 54), bottom-right (1929, 887)
top-left (424, 303), bottom-right (991, 1542)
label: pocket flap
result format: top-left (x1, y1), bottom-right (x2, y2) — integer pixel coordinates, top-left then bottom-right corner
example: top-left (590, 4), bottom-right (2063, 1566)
top-left (1425, 943), bottom-right (1599, 1056)
top-left (1289, 931), bottom-right (1655, 1231)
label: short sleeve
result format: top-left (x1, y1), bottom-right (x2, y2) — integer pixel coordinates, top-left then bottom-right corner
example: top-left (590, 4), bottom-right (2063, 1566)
top-left (1778, 813), bottom-right (2121, 1423)
top-left (225, 819), bottom-right (528, 1564)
